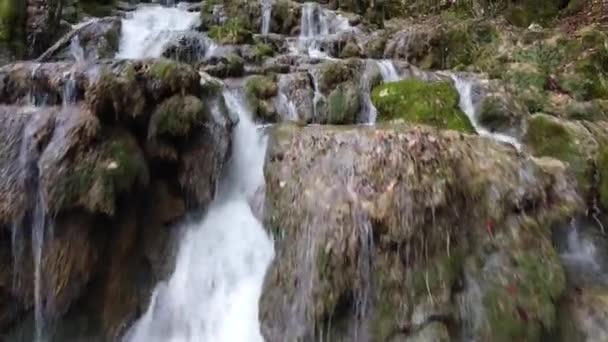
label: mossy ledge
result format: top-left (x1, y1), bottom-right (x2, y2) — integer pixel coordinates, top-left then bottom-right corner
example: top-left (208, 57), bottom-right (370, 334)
top-left (371, 79), bottom-right (474, 133)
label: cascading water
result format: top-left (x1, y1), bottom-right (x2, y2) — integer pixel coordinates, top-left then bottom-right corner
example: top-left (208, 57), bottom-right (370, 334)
top-left (261, 0), bottom-right (273, 35)
top-left (115, 4), bottom-right (274, 341)
top-left (125, 89), bottom-right (274, 342)
top-left (116, 5), bottom-right (200, 59)
top-left (450, 74), bottom-right (521, 149)
top-left (296, 2), bottom-right (352, 58)
top-left (376, 60), bottom-right (400, 82)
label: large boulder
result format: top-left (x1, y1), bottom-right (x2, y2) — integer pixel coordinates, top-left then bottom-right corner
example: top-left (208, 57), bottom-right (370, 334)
top-left (260, 123), bottom-right (580, 342)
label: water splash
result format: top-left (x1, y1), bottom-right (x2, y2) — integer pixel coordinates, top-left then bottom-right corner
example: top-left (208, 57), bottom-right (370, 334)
top-left (450, 74), bottom-right (522, 149)
top-left (125, 90), bottom-right (274, 342)
top-left (116, 5), bottom-right (200, 59)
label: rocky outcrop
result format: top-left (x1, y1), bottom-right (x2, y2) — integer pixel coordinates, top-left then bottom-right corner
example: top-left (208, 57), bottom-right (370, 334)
top-left (0, 58), bottom-right (233, 338)
top-left (261, 123), bottom-right (580, 341)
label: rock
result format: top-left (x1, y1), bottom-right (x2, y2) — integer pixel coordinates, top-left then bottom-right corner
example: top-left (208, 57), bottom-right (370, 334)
top-left (200, 53), bottom-right (245, 78)
top-left (0, 57), bottom-right (233, 335)
top-left (116, 1), bottom-right (136, 12)
top-left (273, 72), bottom-right (314, 123)
top-left (325, 80), bottom-right (360, 124)
top-left (260, 123), bottom-right (580, 341)
top-left (524, 114), bottom-right (608, 206)
top-left (557, 288), bottom-right (608, 342)
top-left (372, 79), bottom-right (474, 133)
top-left (161, 31), bottom-right (215, 65)
top-left (245, 74), bottom-right (278, 122)
top-left (37, 17), bottom-right (122, 62)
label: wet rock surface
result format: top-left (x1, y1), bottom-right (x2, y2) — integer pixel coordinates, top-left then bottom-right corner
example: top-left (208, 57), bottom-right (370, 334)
top-left (261, 123), bottom-right (580, 341)
top-left (0, 57), bottom-right (233, 339)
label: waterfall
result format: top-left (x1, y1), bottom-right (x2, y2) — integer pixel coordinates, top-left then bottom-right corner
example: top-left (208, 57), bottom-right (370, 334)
top-left (261, 0), bottom-right (273, 35)
top-left (450, 74), bottom-right (522, 149)
top-left (125, 89), bottom-right (274, 342)
top-left (376, 60), bottom-right (400, 82)
top-left (116, 5), bottom-right (200, 59)
top-left (297, 2), bottom-right (352, 58)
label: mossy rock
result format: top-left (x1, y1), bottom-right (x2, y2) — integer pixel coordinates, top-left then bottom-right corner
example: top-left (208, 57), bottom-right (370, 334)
top-left (339, 41), bottom-right (361, 59)
top-left (253, 43), bottom-right (274, 64)
top-left (245, 75), bottom-right (278, 120)
top-left (317, 60), bottom-right (356, 94)
top-left (326, 81), bottom-right (360, 125)
top-left (148, 95), bottom-right (207, 138)
top-left (371, 79), bottom-right (474, 133)
top-left (478, 93), bottom-right (526, 134)
top-left (144, 59), bottom-right (202, 99)
top-left (49, 130), bottom-right (149, 216)
top-left (209, 18), bottom-right (253, 45)
top-left (86, 67), bottom-right (146, 122)
top-left (524, 114), bottom-right (597, 195)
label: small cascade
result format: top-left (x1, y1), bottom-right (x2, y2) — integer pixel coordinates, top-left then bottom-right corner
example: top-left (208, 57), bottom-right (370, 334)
top-left (62, 36), bottom-right (85, 106)
top-left (125, 90), bottom-right (274, 342)
top-left (261, 0), bottom-right (273, 35)
top-left (376, 60), bottom-right (400, 82)
top-left (116, 5), bottom-right (200, 59)
top-left (450, 74), bottom-right (521, 149)
top-left (296, 2), bottom-right (352, 58)
top-left (275, 75), bottom-right (299, 122)
top-left (14, 112), bottom-right (54, 342)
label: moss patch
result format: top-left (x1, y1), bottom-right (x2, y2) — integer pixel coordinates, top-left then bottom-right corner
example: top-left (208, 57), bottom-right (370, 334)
top-left (371, 79), bottom-right (474, 133)
top-left (209, 18), bottom-right (252, 44)
top-left (149, 95), bottom-right (207, 138)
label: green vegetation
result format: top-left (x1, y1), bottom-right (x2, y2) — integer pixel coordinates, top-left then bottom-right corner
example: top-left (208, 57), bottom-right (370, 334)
top-left (371, 79), bottom-right (474, 133)
top-left (209, 19), bottom-right (252, 44)
top-left (0, 0), bottom-right (26, 57)
top-left (151, 95), bottom-right (207, 138)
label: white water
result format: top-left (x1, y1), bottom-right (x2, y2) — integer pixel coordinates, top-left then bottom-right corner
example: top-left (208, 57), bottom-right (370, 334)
top-left (450, 74), bottom-right (522, 149)
top-left (376, 60), bottom-right (400, 82)
top-left (261, 0), bottom-right (273, 35)
top-left (125, 90), bottom-right (273, 342)
top-left (116, 5), bottom-right (200, 59)
top-left (296, 2), bottom-right (352, 58)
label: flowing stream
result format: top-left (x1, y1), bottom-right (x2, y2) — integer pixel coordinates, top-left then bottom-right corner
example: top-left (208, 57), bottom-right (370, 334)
top-left (118, 4), bottom-right (274, 342)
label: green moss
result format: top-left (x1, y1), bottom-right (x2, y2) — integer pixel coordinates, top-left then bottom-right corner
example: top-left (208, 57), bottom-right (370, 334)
top-left (50, 131), bottom-right (148, 216)
top-left (504, 1), bottom-right (562, 27)
top-left (246, 75), bottom-right (278, 120)
top-left (151, 95), bottom-right (207, 137)
top-left (254, 43), bottom-right (274, 63)
top-left (327, 82), bottom-right (360, 124)
top-left (225, 53), bottom-right (244, 77)
top-left (433, 20), bottom-right (498, 70)
top-left (144, 59), bottom-right (199, 95)
top-left (339, 41), bottom-right (360, 59)
top-left (525, 114), bottom-right (590, 193)
top-left (371, 79), bottom-right (474, 133)
top-left (209, 18), bottom-right (252, 44)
